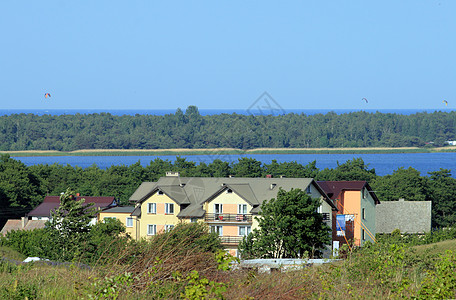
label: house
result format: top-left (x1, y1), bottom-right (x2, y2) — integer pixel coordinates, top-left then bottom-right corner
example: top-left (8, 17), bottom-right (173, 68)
top-left (376, 198), bottom-right (431, 234)
top-left (129, 174), bottom-right (337, 257)
top-left (1, 194), bottom-right (118, 234)
top-left (98, 206), bottom-right (135, 236)
top-left (0, 217), bottom-right (47, 236)
top-left (317, 181), bottom-right (380, 248)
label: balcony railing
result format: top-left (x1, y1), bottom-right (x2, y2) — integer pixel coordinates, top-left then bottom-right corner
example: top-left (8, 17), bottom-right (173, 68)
top-left (220, 236), bottom-right (244, 244)
top-left (205, 213), bottom-right (253, 223)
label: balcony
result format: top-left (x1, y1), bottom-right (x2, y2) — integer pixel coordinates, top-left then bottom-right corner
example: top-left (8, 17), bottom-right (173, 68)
top-left (220, 236), bottom-right (244, 244)
top-left (205, 213), bottom-right (253, 223)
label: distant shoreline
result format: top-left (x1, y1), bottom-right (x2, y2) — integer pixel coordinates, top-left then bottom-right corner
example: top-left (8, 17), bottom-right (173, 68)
top-left (2, 147), bottom-right (456, 157)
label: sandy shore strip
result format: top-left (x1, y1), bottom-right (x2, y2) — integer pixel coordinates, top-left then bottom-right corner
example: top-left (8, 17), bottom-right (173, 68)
top-left (1, 146), bottom-right (456, 157)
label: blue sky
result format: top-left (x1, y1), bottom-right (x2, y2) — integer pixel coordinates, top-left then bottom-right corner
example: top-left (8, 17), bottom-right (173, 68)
top-left (1, 1), bottom-right (454, 110)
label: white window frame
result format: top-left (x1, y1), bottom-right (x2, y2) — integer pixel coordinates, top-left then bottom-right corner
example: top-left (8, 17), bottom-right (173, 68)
top-left (238, 226), bottom-right (251, 236)
top-left (165, 224), bottom-right (174, 232)
top-left (238, 204), bottom-right (247, 214)
top-left (148, 203), bottom-right (156, 214)
top-left (306, 185), bottom-right (311, 194)
top-left (214, 204), bottom-right (223, 214)
top-left (126, 217), bottom-right (133, 228)
top-left (147, 224), bottom-right (156, 236)
top-left (211, 225), bottom-right (223, 236)
top-left (165, 203), bottom-right (174, 214)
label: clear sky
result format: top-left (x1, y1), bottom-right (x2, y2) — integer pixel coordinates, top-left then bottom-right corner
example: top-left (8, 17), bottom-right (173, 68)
top-left (1, 1), bottom-right (454, 110)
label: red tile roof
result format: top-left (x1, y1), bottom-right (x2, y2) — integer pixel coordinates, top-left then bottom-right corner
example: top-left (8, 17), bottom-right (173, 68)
top-left (27, 196), bottom-right (116, 217)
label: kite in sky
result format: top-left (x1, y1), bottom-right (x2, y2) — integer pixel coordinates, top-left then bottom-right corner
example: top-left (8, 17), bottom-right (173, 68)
top-left (443, 100), bottom-right (448, 106)
top-left (44, 93), bottom-right (51, 98)
top-left (362, 97), bottom-right (368, 103)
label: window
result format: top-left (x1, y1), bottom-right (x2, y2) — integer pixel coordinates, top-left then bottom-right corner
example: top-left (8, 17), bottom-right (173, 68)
top-left (238, 226), bottom-right (251, 236)
top-left (126, 217), bottom-right (133, 227)
top-left (103, 217), bottom-right (116, 221)
top-left (210, 225), bottom-right (223, 236)
top-left (165, 203), bottom-right (174, 214)
top-left (306, 185), bottom-right (311, 194)
top-left (165, 224), bottom-right (174, 232)
top-left (238, 204), bottom-right (247, 214)
top-left (362, 229), bottom-right (365, 240)
top-left (214, 204), bottom-right (223, 214)
top-left (190, 218), bottom-right (198, 223)
top-left (148, 203), bottom-right (156, 214)
top-left (147, 224), bottom-right (156, 235)
top-left (362, 208), bottom-right (366, 219)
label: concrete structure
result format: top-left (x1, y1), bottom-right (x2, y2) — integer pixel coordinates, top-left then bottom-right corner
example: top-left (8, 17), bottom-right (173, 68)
top-left (376, 199), bottom-right (432, 234)
top-left (129, 175), bottom-right (337, 257)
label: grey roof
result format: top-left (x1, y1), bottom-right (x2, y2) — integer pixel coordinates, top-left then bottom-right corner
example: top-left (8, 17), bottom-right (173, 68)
top-left (129, 182), bottom-right (157, 202)
top-left (131, 177), bottom-right (336, 218)
top-left (101, 206), bottom-right (135, 213)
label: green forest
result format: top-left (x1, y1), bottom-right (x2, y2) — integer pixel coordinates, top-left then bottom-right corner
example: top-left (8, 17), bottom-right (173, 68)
top-left (1, 154), bottom-right (455, 229)
top-left (1, 106), bottom-right (456, 151)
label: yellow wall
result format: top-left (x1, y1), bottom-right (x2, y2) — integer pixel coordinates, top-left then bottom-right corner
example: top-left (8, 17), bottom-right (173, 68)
top-left (98, 211), bottom-right (134, 236)
top-left (137, 191), bottom-right (181, 239)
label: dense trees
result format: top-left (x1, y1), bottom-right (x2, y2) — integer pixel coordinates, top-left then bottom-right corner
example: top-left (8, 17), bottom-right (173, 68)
top-left (238, 188), bottom-right (331, 258)
top-left (1, 156), bottom-right (456, 229)
top-left (1, 108), bottom-right (456, 151)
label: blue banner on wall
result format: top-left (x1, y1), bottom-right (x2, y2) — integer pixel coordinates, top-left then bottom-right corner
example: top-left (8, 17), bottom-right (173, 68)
top-left (336, 215), bottom-right (346, 236)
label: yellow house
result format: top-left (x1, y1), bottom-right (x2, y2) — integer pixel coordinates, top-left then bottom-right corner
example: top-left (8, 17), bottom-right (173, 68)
top-left (98, 206), bottom-right (135, 237)
top-left (129, 173), bottom-right (337, 257)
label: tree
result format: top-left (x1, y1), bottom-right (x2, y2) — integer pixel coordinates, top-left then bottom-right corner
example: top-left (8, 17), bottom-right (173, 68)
top-left (46, 189), bottom-right (97, 261)
top-left (238, 188), bottom-right (331, 259)
top-left (371, 167), bottom-right (429, 202)
top-left (428, 169), bottom-right (456, 228)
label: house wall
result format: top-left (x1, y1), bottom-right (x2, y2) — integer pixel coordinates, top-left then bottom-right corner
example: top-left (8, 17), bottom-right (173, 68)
top-left (360, 188), bottom-right (377, 245)
top-left (98, 211), bottom-right (134, 236)
top-left (138, 192), bottom-right (181, 239)
top-left (338, 189), bottom-right (376, 246)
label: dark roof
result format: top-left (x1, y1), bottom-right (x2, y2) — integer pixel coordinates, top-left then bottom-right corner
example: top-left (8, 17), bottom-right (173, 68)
top-left (317, 181), bottom-right (380, 204)
top-left (27, 196), bottom-right (117, 217)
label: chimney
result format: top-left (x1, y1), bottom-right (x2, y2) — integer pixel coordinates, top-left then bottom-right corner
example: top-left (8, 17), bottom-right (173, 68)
top-left (229, 175), bottom-right (234, 178)
top-left (76, 193), bottom-right (80, 197)
top-left (398, 198), bottom-right (405, 202)
top-left (266, 174), bottom-right (272, 178)
top-left (21, 217), bottom-right (27, 229)
top-left (166, 171), bottom-right (180, 177)
top-left (280, 175), bottom-right (286, 178)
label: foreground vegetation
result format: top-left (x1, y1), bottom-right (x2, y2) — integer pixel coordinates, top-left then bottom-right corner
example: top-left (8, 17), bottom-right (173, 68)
top-left (1, 106), bottom-right (456, 151)
top-left (1, 225), bottom-right (456, 299)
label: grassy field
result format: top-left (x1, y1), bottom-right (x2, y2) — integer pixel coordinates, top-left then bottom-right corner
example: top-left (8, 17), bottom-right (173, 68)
top-left (1, 239), bottom-right (455, 299)
top-left (2, 146), bottom-right (456, 157)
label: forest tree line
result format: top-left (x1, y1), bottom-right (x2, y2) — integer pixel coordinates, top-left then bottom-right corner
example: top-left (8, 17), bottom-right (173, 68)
top-left (1, 106), bottom-right (456, 150)
top-left (1, 154), bottom-right (455, 229)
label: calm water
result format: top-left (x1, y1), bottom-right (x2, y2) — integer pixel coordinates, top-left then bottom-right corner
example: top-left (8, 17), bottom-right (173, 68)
top-left (12, 153), bottom-right (456, 177)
